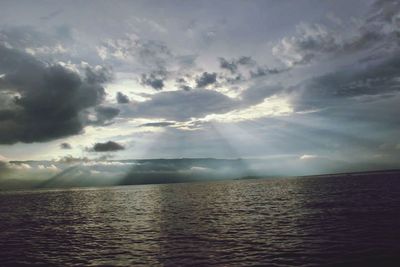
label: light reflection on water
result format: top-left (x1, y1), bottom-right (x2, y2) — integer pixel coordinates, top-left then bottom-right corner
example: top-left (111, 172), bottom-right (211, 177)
top-left (1, 175), bottom-right (400, 266)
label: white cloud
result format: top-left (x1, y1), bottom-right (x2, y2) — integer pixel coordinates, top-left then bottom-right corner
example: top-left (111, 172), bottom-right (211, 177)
top-left (82, 161), bottom-right (134, 167)
top-left (10, 163), bottom-right (32, 170)
top-left (199, 95), bottom-right (293, 123)
top-left (299, 154), bottom-right (318, 160)
top-left (25, 44), bottom-right (67, 56)
top-left (189, 166), bottom-right (212, 173)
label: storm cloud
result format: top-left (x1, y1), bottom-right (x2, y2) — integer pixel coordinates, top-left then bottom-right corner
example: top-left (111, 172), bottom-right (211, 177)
top-left (0, 45), bottom-right (109, 144)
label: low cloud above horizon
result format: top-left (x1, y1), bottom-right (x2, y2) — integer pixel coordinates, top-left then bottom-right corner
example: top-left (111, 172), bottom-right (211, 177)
top-left (1, 0), bottom-right (400, 182)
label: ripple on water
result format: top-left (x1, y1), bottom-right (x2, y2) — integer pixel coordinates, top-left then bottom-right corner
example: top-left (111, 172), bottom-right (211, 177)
top-left (1, 174), bottom-right (400, 266)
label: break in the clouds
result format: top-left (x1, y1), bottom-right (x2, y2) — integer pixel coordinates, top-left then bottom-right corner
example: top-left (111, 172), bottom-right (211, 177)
top-left (0, 0), bottom-right (400, 182)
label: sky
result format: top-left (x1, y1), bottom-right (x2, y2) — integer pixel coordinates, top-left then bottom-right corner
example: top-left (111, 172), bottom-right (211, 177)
top-left (0, 0), bottom-right (400, 186)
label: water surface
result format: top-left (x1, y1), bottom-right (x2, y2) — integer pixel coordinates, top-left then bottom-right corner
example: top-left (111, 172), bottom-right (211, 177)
top-left (1, 173), bottom-right (400, 266)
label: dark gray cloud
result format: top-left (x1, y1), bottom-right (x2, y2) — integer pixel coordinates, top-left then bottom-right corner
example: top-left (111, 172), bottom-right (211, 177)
top-left (140, 70), bottom-right (166, 90)
top-left (0, 45), bottom-right (109, 144)
top-left (176, 77), bottom-right (186, 84)
top-left (60, 142), bottom-right (72, 149)
top-left (123, 83), bottom-right (282, 122)
top-left (91, 141), bottom-right (125, 152)
top-left (142, 76), bottom-right (164, 90)
top-left (273, 0), bottom-right (400, 66)
top-left (290, 52), bottom-right (400, 111)
top-left (98, 37), bottom-right (172, 70)
top-left (249, 66), bottom-right (286, 78)
top-left (218, 56), bottom-right (256, 74)
top-left (91, 106), bottom-right (120, 125)
top-left (140, 122), bottom-right (176, 127)
top-left (217, 56), bottom-right (285, 84)
top-left (116, 92), bottom-right (129, 104)
top-left (219, 57), bottom-right (238, 73)
top-left (237, 56), bottom-right (256, 66)
top-left (196, 72), bottom-right (217, 87)
top-left (127, 89), bottom-right (235, 121)
top-left (180, 85), bottom-right (192, 91)
top-left (84, 66), bottom-right (113, 84)
top-left (272, 23), bottom-right (339, 66)
top-left (219, 73), bottom-right (243, 84)
top-left (176, 77), bottom-right (192, 91)
top-left (130, 44), bottom-right (400, 125)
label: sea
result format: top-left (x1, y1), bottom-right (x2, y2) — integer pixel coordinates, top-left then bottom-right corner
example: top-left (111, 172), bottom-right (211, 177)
top-left (1, 173), bottom-right (400, 266)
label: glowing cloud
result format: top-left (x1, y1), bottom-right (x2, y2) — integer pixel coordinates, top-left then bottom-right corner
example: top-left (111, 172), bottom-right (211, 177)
top-left (299, 154), bottom-right (318, 160)
top-left (199, 96), bottom-right (293, 123)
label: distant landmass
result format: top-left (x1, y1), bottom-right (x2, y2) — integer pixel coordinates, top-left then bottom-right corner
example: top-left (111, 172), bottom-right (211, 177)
top-left (1, 157), bottom-right (400, 191)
